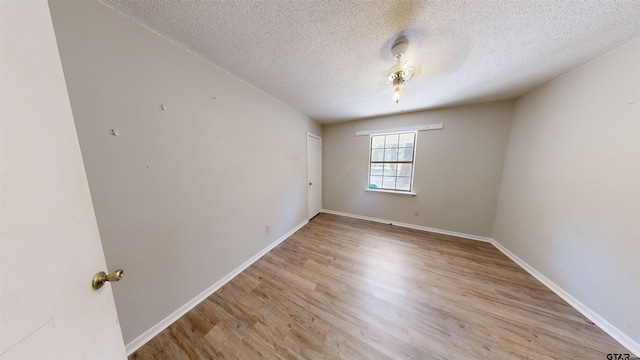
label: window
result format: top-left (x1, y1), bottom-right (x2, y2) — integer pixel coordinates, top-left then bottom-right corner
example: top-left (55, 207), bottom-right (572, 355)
top-left (368, 131), bottom-right (416, 192)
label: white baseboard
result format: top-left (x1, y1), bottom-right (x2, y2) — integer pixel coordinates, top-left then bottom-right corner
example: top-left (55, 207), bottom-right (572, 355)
top-left (490, 239), bottom-right (640, 356)
top-left (125, 219), bottom-right (309, 355)
top-left (322, 209), bottom-right (639, 356)
top-left (320, 209), bottom-right (493, 242)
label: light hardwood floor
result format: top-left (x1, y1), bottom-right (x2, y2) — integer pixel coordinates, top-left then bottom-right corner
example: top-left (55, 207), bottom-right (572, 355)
top-left (130, 213), bottom-right (629, 359)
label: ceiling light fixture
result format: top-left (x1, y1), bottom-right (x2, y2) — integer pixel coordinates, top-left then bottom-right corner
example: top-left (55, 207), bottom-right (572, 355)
top-left (387, 41), bottom-right (415, 104)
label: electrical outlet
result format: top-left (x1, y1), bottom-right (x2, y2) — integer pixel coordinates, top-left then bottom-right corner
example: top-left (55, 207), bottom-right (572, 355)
top-left (414, 210), bottom-right (420, 216)
top-left (266, 225), bottom-right (271, 233)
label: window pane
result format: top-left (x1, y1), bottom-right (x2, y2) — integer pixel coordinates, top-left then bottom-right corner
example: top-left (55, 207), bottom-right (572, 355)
top-left (370, 164), bottom-right (383, 176)
top-left (383, 163), bottom-right (396, 176)
top-left (369, 132), bottom-right (416, 192)
top-left (399, 133), bottom-right (415, 148)
top-left (369, 176), bottom-right (382, 189)
top-left (385, 134), bottom-right (399, 148)
top-left (384, 148), bottom-right (398, 161)
top-left (371, 149), bottom-right (384, 161)
top-left (382, 176), bottom-right (396, 189)
top-left (396, 177), bottom-right (411, 191)
top-left (371, 135), bottom-right (385, 149)
top-left (398, 147), bottom-right (413, 161)
top-left (397, 163), bottom-right (412, 177)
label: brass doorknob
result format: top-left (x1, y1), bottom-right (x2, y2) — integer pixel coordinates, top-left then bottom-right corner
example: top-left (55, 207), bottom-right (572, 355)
top-left (92, 269), bottom-right (124, 290)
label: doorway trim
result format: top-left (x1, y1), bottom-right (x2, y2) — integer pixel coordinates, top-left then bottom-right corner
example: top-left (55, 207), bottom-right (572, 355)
top-left (307, 132), bottom-right (322, 219)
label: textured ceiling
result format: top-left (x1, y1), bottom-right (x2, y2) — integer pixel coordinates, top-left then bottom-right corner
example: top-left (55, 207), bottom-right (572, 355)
top-left (103, 0), bottom-right (640, 124)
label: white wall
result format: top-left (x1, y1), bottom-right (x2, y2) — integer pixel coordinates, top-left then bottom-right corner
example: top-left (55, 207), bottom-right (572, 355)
top-left (322, 101), bottom-right (513, 237)
top-left (49, 0), bottom-right (320, 345)
top-left (493, 38), bottom-right (640, 346)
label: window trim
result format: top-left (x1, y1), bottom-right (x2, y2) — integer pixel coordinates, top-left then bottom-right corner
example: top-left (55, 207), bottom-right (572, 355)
top-left (366, 130), bottom-right (418, 194)
top-left (364, 188), bottom-right (417, 196)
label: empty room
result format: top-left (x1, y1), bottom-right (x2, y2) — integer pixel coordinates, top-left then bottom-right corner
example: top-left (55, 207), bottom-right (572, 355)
top-left (2, 0), bottom-right (639, 359)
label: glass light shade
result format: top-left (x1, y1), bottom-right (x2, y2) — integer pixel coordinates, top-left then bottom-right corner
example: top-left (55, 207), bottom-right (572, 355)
top-left (393, 77), bottom-right (402, 103)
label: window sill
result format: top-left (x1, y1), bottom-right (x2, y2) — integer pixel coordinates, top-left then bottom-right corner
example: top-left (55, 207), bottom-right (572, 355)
top-left (364, 188), bottom-right (417, 196)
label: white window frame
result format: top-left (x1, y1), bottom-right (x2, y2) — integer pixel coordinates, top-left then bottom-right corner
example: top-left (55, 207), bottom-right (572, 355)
top-left (366, 131), bottom-right (418, 196)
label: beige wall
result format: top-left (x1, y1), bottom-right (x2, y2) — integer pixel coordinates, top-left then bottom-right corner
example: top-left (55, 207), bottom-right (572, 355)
top-left (323, 101), bottom-right (513, 237)
top-left (49, 0), bottom-right (320, 344)
top-left (493, 38), bottom-right (640, 344)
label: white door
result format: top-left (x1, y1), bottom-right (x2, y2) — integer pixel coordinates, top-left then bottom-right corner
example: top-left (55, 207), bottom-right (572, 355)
top-left (0, 1), bottom-right (127, 358)
top-left (307, 134), bottom-right (322, 219)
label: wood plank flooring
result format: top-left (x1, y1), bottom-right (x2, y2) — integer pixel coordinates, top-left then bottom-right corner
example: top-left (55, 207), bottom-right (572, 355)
top-left (130, 213), bottom-right (629, 359)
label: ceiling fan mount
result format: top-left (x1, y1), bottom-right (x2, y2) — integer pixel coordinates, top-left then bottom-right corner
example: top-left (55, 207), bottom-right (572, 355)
top-left (391, 41), bottom-right (409, 61)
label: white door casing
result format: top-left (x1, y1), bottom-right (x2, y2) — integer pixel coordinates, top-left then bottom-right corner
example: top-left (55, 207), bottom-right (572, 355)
top-left (307, 134), bottom-right (322, 219)
top-left (0, 1), bottom-right (127, 358)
